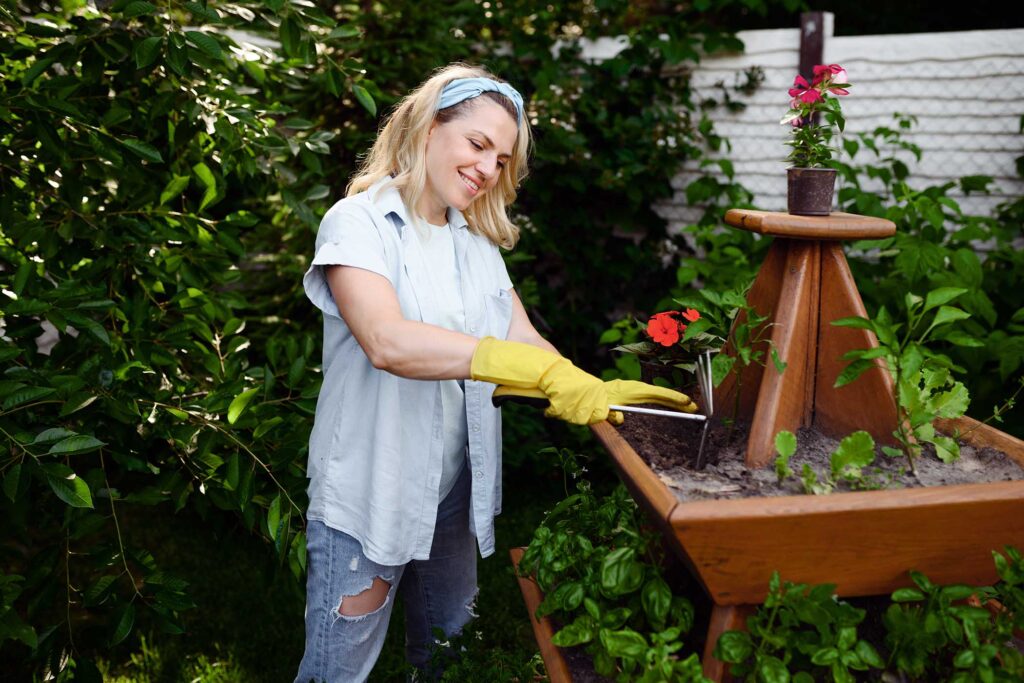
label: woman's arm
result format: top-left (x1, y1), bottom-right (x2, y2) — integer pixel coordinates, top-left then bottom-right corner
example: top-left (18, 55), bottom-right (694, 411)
top-left (506, 289), bottom-right (559, 355)
top-left (325, 264), bottom-right (478, 379)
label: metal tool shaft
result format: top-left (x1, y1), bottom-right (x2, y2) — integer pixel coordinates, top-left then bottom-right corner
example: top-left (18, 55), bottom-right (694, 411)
top-left (609, 404), bottom-right (706, 421)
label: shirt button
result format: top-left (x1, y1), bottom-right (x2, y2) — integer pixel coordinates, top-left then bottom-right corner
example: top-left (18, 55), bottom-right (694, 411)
top-left (471, 424), bottom-right (479, 432)
top-left (470, 326), bottom-right (477, 333)
top-left (474, 470), bottom-right (483, 479)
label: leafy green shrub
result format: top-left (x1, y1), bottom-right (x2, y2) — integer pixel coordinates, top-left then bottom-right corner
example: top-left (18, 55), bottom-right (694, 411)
top-left (0, 1), bottom-right (366, 675)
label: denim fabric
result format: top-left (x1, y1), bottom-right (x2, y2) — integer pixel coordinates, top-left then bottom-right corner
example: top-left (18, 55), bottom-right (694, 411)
top-left (296, 464), bottom-right (477, 683)
top-left (301, 177), bottom-right (513, 566)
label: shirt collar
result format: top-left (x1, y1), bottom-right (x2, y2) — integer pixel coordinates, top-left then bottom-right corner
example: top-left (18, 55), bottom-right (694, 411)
top-left (369, 176), bottom-right (470, 231)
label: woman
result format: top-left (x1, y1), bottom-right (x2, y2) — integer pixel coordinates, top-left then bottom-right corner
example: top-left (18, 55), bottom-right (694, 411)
top-left (296, 63), bottom-right (696, 682)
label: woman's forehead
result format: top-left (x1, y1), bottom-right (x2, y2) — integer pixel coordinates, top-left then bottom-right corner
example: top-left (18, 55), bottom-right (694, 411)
top-left (449, 99), bottom-right (517, 155)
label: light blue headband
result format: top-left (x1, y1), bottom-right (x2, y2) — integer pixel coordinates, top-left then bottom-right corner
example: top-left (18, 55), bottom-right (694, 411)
top-left (437, 77), bottom-right (525, 127)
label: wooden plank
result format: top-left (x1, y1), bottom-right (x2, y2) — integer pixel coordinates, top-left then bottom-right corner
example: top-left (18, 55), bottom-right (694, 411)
top-left (669, 480), bottom-right (1024, 604)
top-left (591, 421), bottom-right (678, 522)
top-left (745, 241), bottom-right (818, 467)
top-left (714, 240), bottom-right (788, 424)
top-left (938, 415), bottom-right (1024, 467)
top-left (724, 209), bottom-right (896, 240)
top-left (509, 548), bottom-right (573, 683)
top-left (799, 11), bottom-right (826, 86)
top-left (813, 242), bottom-right (899, 443)
top-left (702, 604), bottom-right (755, 683)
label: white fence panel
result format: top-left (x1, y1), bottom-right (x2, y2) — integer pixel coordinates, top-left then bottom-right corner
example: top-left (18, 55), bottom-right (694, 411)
top-left (659, 25), bottom-right (1024, 231)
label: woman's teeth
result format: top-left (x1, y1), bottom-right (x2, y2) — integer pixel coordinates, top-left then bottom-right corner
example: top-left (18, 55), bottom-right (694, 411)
top-left (460, 173), bottom-right (479, 192)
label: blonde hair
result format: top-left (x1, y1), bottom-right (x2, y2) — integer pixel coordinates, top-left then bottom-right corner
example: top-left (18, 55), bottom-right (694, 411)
top-left (347, 63), bottom-right (532, 249)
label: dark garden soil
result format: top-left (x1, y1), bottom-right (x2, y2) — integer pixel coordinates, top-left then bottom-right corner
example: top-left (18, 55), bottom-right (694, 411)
top-left (562, 647), bottom-right (613, 683)
top-left (614, 407), bottom-right (1024, 501)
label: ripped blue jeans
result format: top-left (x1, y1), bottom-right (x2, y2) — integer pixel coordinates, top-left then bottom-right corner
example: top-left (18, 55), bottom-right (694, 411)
top-left (295, 465), bottom-right (477, 683)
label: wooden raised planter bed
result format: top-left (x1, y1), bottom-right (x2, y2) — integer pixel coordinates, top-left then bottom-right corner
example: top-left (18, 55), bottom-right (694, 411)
top-left (509, 547), bottom-right (573, 683)
top-left (590, 210), bottom-right (1024, 682)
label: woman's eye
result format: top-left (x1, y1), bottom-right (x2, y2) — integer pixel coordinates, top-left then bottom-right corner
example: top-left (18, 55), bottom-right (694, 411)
top-left (469, 139), bottom-right (482, 150)
top-left (497, 160), bottom-right (506, 170)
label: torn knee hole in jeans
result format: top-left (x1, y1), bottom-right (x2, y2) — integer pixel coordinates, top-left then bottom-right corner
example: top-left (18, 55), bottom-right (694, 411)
top-left (335, 575), bottom-right (392, 621)
top-left (464, 587), bottom-right (479, 619)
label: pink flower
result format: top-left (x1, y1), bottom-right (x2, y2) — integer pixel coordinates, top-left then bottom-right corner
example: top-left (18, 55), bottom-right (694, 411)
top-left (788, 75), bottom-right (822, 104)
top-left (812, 64), bottom-right (849, 95)
top-left (646, 311), bottom-right (684, 347)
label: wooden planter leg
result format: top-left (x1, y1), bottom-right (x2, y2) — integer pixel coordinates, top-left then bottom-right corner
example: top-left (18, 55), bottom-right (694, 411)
top-left (744, 240), bottom-right (820, 467)
top-left (702, 603), bottom-right (756, 683)
top-left (812, 242), bottom-right (899, 443)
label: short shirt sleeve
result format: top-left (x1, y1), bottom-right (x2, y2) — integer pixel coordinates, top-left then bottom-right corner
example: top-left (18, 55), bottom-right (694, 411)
top-left (302, 204), bottom-right (394, 319)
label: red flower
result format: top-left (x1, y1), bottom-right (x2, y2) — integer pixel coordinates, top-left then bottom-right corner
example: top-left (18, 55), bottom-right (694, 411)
top-left (682, 308), bottom-right (701, 322)
top-left (646, 311), bottom-right (684, 347)
top-left (788, 75), bottom-right (822, 104)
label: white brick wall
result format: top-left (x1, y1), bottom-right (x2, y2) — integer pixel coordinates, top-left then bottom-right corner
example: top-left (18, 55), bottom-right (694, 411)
top-left (657, 24), bottom-right (1024, 231)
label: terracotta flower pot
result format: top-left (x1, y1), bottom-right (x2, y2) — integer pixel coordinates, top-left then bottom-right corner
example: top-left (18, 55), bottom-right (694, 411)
top-left (787, 167), bottom-right (837, 216)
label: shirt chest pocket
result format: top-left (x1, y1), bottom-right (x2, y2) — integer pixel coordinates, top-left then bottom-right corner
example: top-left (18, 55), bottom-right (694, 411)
top-left (481, 288), bottom-right (513, 340)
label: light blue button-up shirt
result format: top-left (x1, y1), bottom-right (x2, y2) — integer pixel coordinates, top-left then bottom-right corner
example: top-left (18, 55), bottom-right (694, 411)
top-left (302, 177), bottom-right (514, 566)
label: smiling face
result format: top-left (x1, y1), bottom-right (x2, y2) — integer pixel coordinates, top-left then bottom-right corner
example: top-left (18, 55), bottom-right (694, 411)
top-left (419, 97), bottom-right (518, 225)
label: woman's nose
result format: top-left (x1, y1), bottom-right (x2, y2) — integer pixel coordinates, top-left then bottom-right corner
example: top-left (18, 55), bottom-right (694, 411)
top-left (476, 154), bottom-right (498, 178)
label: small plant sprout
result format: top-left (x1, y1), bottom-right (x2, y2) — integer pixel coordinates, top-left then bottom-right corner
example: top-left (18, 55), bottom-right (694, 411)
top-left (774, 430), bottom-right (797, 484)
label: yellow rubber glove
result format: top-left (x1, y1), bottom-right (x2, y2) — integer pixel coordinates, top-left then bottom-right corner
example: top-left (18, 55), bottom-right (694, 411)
top-left (471, 337), bottom-right (610, 425)
top-left (604, 380), bottom-right (700, 414)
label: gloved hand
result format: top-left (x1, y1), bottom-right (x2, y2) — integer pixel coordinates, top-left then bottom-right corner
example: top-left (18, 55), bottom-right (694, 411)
top-left (605, 380), bottom-right (699, 414)
top-left (471, 337), bottom-right (610, 425)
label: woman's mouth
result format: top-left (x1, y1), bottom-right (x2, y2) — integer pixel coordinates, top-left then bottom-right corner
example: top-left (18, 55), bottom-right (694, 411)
top-left (459, 172), bottom-right (480, 194)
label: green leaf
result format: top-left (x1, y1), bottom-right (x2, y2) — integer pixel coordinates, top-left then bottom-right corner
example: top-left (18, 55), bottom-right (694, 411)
top-left (49, 435), bottom-right (106, 455)
top-left (123, 1), bottom-right (157, 18)
top-left (770, 346), bottom-right (787, 373)
top-left (110, 603), bottom-right (135, 645)
top-left (43, 464), bottom-right (94, 508)
top-left (134, 36), bottom-right (163, 69)
top-left (775, 430), bottom-right (797, 458)
top-left (352, 84), bottom-right (376, 116)
top-left (267, 493), bottom-right (282, 541)
top-left (159, 175), bottom-right (190, 205)
top-left (33, 428), bottom-right (78, 444)
top-left (600, 628), bottom-right (648, 659)
top-left (227, 388), bottom-right (259, 424)
top-left (600, 547), bottom-right (644, 597)
top-left (924, 287), bottom-right (968, 312)
top-left (185, 30), bottom-right (222, 59)
top-left (892, 587), bottom-right (925, 602)
top-left (714, 630), bottom-right (753, 664)
top-left (831, 316), bottom-right (874, 330)
top-left (3, 386), bottom-right (56, 410)
top-left (830, 431), bottom-right (876, 478)
top-left (641, 577), bottom-right (671, 626)
top-left (192, 162), bottom-right (218, 211)
top-left (120, 138), bottom-right (163, 163)
top-left (3, 464), bottom-right (21, 502)
top-left (855, 640), bottom-right (885, 668)
top-left (931, 306), bottom-right (971, 329)
top-left (711, 353), bottom-right (735, 387)
top-left (756, 654), bottom-right (790, 683)
top-left (253, 417), bottom-right (284, 439)
top-left (60, 394), bottom-right (98, 416)
top-left (329, 25), bottom-right (361, 39)
top-left (834, 359), bottom-right (874, 388)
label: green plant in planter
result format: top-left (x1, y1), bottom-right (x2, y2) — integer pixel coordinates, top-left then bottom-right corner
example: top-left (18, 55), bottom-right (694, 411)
top-left (884, 550), bottom-right (1024, 681)
top-left (714, 572), bottom-right (885, 683)
top-left (781, 64), bottom-right (851, 168)
top-left (608, 283), bottom-right (785, 426)
top-left (715, 547), bottom-right (1024, 682)
top-left (517, 449), bottom-right (708, 682)
top-left (834, 287), bottom-right (973, 471)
